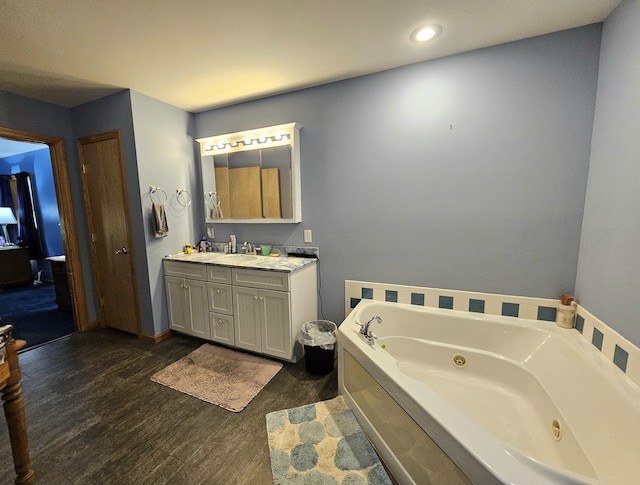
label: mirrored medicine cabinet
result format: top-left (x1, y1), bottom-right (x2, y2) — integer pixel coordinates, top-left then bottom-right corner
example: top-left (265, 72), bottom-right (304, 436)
top-left (197, 122), bottom-right (302, 224)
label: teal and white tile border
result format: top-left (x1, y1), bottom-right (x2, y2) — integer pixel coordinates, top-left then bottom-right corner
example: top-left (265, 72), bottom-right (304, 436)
top-left (345, 280), bottom-right (640, 388)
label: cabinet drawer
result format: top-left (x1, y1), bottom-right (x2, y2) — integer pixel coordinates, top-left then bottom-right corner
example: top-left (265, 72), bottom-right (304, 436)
top-left (232, 268), bottom-right (289, 291)
top-left (206, 265), bottom-right (232, 284)
top-left (164, 261), bottom-right (207, 281)
top-left (207, 283), bottom-right (233, 315)
top-left (209, 312), bottom-right (235, 346)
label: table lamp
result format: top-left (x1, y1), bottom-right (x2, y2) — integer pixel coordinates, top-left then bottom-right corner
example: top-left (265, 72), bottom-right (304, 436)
top-left (0, 207), bottom-right (17, 246)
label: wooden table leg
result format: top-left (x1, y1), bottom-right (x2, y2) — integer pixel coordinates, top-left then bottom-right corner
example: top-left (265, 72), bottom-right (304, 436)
top-left (2, 338), bottom-right (34, 485)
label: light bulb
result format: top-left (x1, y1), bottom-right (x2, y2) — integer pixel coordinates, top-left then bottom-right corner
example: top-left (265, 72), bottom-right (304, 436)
top-left (410, 24), bottom-right (442, 43)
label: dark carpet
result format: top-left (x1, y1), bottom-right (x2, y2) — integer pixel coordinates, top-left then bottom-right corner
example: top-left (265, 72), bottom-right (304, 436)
top-left (0, 283), bottom-right (76, 350)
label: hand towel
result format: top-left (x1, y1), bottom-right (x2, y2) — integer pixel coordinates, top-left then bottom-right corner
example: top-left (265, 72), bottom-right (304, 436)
top-left (152, 202), bottom-right (168, 238)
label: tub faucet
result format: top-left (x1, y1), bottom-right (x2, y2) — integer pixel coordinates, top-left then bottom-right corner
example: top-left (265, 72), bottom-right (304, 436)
top-left (359, 316), bottom-right (382, 345)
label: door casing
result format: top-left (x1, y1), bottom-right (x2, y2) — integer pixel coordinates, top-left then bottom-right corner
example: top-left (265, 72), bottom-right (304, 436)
top-left (0, 127), bottom-right (90, 331)
top-left (77, 130), bottom-right (141, 335)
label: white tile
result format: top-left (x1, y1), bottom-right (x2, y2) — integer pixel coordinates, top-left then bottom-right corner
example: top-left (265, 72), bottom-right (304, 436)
top-left (345, 285), bottom-right (360, 300)
top-left (397, 291), bottom-right (412, 305)
top-left (485, 300), bottom-right (502, 316)
top-left (424, 292), bottom-right (439, 308)
top-left (600, 332), bottom-right (616, 361)
top-left (625, 353), bottom-right (640, 388)
top-left (581, 320), bottom-right (595, 346)
top-left (453, 296), bottom-right (469, 312)
top-left (518, 303), bottom-right (538, 321)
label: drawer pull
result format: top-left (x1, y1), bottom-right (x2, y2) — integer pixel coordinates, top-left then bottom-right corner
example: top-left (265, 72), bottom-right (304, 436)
top-left (216, 289), bottom-right (221, 294)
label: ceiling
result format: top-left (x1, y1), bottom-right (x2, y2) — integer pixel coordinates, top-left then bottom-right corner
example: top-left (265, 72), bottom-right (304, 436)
top-left (0, 0), bottom-right (622, 114)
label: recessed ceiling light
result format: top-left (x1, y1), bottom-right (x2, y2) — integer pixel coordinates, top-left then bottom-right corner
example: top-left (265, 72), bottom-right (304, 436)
top-left (410, 24), bottom-right (442, 43)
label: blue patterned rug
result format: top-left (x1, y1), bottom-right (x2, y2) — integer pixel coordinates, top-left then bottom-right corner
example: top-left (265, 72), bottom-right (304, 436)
top-left (266, 395), bottom-right (392, 485)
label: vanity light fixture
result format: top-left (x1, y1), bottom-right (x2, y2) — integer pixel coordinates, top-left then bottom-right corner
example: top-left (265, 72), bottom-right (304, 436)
top-left (410, 24), bottom-right (442, 43)
top-left (196, 122), bottom-right (299, 156)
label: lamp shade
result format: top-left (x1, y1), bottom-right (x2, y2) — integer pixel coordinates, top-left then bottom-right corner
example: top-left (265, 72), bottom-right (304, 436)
top-left (0, 207), bottom-right (17, 225)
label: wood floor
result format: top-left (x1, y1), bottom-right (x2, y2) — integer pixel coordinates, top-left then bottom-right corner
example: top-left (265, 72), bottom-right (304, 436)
top-left (0, 329), bottom-right (338, 484)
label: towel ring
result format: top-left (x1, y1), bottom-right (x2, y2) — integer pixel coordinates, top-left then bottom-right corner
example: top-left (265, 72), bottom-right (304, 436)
top-left (176, 188), bottom-right (192, 207)
top-left (149, 185), bottom-right (168, 205)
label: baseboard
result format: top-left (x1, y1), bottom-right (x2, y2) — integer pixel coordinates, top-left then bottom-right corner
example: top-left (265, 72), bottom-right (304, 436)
top-left (84, 319), bottom-right (100, 330)
top-left (139, 329), bottom-right (173, 344)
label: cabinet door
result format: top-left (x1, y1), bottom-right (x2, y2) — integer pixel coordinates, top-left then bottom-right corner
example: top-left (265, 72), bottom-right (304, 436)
top-left (165, 276), bottom-right (189, 333)
top-left (207, 283), bottom-right (233, 315)
top-left (210, 312), bottom-right (235, 346)
top-left (260, 289), bottom-right (291, 360)
top-left (233, 287), bottom-right (262, 353)
top-left (186, 279), bottom-right (210, 339)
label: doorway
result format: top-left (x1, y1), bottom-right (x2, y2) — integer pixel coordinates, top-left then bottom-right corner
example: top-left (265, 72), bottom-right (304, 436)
top-left (0, 127), bottom-right (89, 339)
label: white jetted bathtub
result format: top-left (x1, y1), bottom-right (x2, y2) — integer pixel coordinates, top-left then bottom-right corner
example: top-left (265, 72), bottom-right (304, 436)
top-left (337, 300), bottom-right (640, 485)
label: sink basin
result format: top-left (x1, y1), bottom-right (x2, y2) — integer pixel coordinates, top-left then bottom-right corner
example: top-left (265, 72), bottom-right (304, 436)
top-left (219, 254), bottom-right (258, 263)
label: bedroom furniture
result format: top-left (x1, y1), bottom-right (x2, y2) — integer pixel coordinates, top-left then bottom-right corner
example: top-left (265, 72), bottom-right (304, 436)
top-left (46, 256), bottom-right (72, 311)
top-left (0, 207), bottom-right (18, 245)
top-left (0, 246), bottom-right (32, 287)
top-left (0, 326), bottom-right (34, 484)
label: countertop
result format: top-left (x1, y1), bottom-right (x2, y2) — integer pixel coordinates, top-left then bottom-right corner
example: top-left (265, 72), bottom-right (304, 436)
top-left (163, 252), bottom-right (316, 273)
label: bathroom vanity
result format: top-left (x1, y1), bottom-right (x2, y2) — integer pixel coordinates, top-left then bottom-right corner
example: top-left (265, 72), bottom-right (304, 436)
top-left (163, 253), bottom-right (317, 362)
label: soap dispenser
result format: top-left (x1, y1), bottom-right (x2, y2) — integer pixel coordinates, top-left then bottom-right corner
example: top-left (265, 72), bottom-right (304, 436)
top-left (556, 294), bottom-right (576, 329)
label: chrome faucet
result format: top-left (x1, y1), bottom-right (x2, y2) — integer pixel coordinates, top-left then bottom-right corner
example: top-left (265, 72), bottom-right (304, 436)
top-left (242, 241), bottom-right (255, 254)
top-left (359, 316), bottom-right (382, 345)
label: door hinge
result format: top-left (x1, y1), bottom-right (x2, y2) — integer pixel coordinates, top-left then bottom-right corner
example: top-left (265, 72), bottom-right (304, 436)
top-left (91, 233), bottom-right (96, 243)
top-left (82, 164), bottom-right (88, 174)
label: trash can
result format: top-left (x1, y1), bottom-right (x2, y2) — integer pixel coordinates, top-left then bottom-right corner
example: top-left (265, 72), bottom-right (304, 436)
top-left (298, 320), bottom-right (337, 375)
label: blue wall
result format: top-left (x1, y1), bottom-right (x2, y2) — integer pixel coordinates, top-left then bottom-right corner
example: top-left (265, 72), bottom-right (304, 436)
top-left (0, 147), bottom-right (64, 279)
top-left (0, 90), bottom-right (95, 309)
top-left (576, 0), bottom-right (640, 347)
top-left (4, 15), bottom-right (637, 349)
top-left (129, 90), bottom-right (197, 335)
top-left (71, 90), bottom-right (155, 332)
top-left (194, 26), bottom-right (601, 326)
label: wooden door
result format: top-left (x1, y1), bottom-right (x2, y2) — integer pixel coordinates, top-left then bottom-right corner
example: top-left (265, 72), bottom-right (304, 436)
top-left (77, 131), bottom-right (141, 335)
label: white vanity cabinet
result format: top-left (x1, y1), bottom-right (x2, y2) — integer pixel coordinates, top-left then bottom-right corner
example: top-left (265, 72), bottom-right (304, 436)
top-left (233, 286), bottom-right (291, 360)
top-left (232, 265), bottom-right (317, 362)
top-left (205, 265), bottom-right (235, 346)
top-left (164, 261), bottom-right (210, 339)
top-left (163, 257), bottom-right (317, 362)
